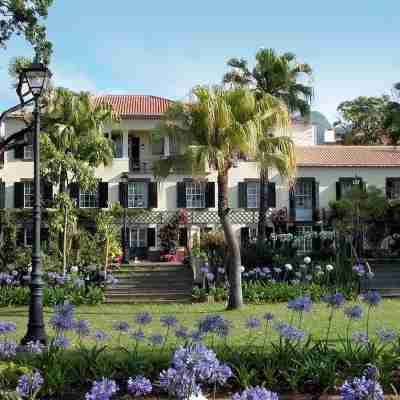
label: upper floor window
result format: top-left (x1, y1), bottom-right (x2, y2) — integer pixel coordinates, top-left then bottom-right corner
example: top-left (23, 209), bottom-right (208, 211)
top-left (169, 135), bottom-right (178, 155)
top-left (246, 182), bottom-right (259, 209)
top-left (111, 131), bottom-right (123, 158)
top-left (128, 182), bottom-right (147, 208)
top-left (186, 182), bottom-right (205, 208)
top-left (24, 145), bottom-right (33, 160)
top-left (386, 178), bottom-right (400, 200)
top-left (79, 191), bottom-right (98, 208)
top-left (295, 180), bottom-right (313, 209)
top-left (24, 181), bottom-right (34, 208)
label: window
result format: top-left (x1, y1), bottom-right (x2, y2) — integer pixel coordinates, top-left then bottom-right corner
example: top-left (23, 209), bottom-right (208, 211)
top-left (130, 227), bottom-right (147, 247)
top-left (295, 180), bottom-right (313, 209)
top-left (387, 178), bottom-right (400, 199)
top-left (79, 190), bottom-right (98, 208)
top-left (339, 178), bottom-right (362, 198)
top-left (24, 182), bottom-right (34, 208)
top-left (247, 182), bottom-right (259, 209)
top-left (24, 145), bottom-right (33, 160)
top-left (186, 182), bottom-right (205, 208)
top-left (111, 131), bottom-right (123, 158)
top-left (25, 226), bottom-right (33, 246)
top-left (296, 225), bottom-right (313, 254)
top-left (152, 137), bottom-right (164, 155)
top-left (128, 182), bottom-right (147, 208)
top-left (169, 135), bottom-right (178, 155)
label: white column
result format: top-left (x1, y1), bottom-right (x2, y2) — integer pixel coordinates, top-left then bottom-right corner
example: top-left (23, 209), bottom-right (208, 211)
top-left (123, 131), bottom-right (129, 159)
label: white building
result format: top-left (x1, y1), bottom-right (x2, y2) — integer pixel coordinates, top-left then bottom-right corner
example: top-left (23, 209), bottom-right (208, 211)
top-left (2, 95), bottom-right (400, 255)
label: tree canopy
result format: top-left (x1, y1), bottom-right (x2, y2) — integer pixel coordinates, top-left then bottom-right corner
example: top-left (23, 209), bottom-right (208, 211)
top-left (223, 48), bottom-right (313, 117)
top-left (384, 82), bottom-right (400, 145)
top-left (0, 0), bottom-right (53, 63)
top-left (334, 96), bottom-right (390, 145)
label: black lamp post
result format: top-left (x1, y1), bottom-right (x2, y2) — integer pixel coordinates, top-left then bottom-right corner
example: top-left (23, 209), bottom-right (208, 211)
top-left (20, 63), bottom-right (52, 345)
top-left (121, 174), bottom-right (130, 264)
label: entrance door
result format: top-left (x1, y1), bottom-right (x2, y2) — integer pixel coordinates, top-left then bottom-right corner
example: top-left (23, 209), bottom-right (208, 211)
top-left (129, 136), bottom-right (140, 171)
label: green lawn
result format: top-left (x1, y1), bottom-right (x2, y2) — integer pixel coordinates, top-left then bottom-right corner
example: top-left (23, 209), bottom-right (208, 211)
top-left (1, 300), bottom-right (399, 347)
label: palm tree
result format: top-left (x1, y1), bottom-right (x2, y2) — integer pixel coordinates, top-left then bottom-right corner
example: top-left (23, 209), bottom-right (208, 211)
top-left (224, 48), bottom-right (312, 239)
top-left (153, 85), bottom-right (289, 309)
top-left (40, 87), bottom-right (117, 267)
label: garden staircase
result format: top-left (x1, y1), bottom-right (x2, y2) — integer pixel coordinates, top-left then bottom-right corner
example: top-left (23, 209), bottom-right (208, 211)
top-left (105, 262), bottom-right (193, 303)
top-left (365, 259), bottom-right (400, 297)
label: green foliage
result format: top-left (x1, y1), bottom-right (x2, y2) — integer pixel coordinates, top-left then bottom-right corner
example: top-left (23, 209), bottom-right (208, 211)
top-left (0, 0), bottom-right (53, 63)
top-left (334, 96), bottom-right (390, 145)
top-left (0, 361), bottom-right (33, 388)
top-left (0, 212), bottom-right (17, 270)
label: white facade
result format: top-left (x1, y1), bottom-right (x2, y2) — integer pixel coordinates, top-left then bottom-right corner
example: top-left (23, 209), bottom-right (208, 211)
top-left (2, 103), bottom-right (400, 252)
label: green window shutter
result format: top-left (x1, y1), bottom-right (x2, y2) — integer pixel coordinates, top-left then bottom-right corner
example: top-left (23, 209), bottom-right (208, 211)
top-left (177, 182), bottom-right (187, 208)
top-left (14, 145), bottom-right (24, 160)
top-left (240, 227), bottom-right (249, 248)
top-left (267, 182), bottom-right (276, 208)
top-left (98, 181), bottom-right (109, 208)
top-left (238, 182), bottom-right (247, 208)
top-left (386, 178), bottom-right (394, 199)
top-left (0, 181), bottom-right (5, 209)
top-left (148, 182), bottom-right (158, 208)
top-left (119, 182), bottom-right (128, 207)
top-left (14, 182), bottom-right (24, 208)
top-left (336, 181), bottom-right (341, 201)
top-left (69, 183), bottom-right (80, 207)
top-left (205, 182), bottom-right (215, 208)
top-left (147, 228), bottom-right (156, 247)
top-left (16, 227), bottom-right (25, 246)
top-left (289, 187), bottom-right (296, 221)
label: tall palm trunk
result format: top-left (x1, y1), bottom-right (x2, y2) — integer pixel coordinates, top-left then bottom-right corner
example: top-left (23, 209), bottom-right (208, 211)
top-left (258, 167), bottom-right (269, 242)
top-left (217, 165), bottom-right (243, 310)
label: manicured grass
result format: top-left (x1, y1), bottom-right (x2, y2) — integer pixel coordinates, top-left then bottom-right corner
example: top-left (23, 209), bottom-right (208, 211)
top-left (1, 300), bottom-right (399, 347)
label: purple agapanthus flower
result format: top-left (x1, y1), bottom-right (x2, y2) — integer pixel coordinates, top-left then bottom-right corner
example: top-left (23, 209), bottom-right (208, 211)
top-left (0, 340), bottom-right (17, 359)
top-left (344, 305), bottom-right (364, 320)
top-left (175, 326), bottom-right (189, 339)
top-left (85, 378), bottom-right (119, 400)
top-left (53, 335), bottom-right (70, 350)
top-left (127, 376), bottom-right (152, 397)
top-left (341, 375), bottom-right (383, 400)
top-left (132, 330), bottom-right (146, 341)
top-left (361, 291), bottom-right (382, 307)
top-left (93, 330), bottom-right (109, 343)
top-left (352, 332), bottom-right (369, 346)
top-left (0, 321), bottom-right (17, 336)
top-left (274, 322), bottom-right (305, 342)
top-left (245, 317), bottom-right (261, 329)
top-left (232, 386), bottom-right (279, 400)
top-left (49, 302), bottom-right (75, 333)
top-left (263, 312), bottom-right (274, 321)
top-left (149, 333), bottom-right (164, 345)
top-left (198, 315), bottom-right (231, 337)
top-left (190, 330), bottom-right (203, 342)
top-left (323, 292), bottom-right (346, 308)
top-left (376, 328), bottom-right (397, 344)
top-left (74, 319), bottom-right (90, 337)
top-left (135, 311), bottom-right (153, 325)
top-left (16, 372), bottom-right (44, 398)
top-left (352, 263), bottom-right (366, 277)
top-left (113, 321), bottom-right (130, 332)
top-left (26, 340), bottom-right (43, 354)
top-left (287, 296), bottom-right (313, 313)
top-left (160, 315), bottom-right (178, 328)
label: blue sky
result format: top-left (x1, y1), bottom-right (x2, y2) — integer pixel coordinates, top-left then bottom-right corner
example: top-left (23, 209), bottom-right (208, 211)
top-left (1, 0), bottom-right (399, 123)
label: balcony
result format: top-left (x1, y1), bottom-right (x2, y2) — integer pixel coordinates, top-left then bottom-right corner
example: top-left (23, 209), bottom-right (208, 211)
top-left (129, 159), bottom-right (153, 174)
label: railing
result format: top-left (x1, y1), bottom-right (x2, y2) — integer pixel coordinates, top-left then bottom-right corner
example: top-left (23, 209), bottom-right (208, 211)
top-left (129, 159), bottom-right (153, 174)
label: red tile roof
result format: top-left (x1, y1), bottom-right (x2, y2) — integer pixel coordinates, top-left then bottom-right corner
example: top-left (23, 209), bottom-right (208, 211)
top-left (296, 146), bottom-right (400, 167)
top-left (94, 95), bottom-right (172, 119)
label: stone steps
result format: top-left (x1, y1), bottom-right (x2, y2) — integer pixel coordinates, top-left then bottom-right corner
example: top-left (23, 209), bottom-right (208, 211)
top-left (105, 262), bottom-right (193, 304)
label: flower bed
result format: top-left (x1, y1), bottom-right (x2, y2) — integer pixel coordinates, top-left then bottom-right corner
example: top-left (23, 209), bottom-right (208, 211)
top-left (0, 291), bottom-right (399, 399)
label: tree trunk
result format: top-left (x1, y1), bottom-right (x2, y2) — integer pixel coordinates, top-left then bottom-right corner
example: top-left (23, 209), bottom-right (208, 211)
top-left (58, 168), bottom-right (68, 254)
top-left (217, 167), bottom-right (243, 310)
top-left (63, 206), bottom-right (68, 276)
top-left (258, 167), bottom-right (269, 242)
top-left (104, 237), bottom-right (110, 278)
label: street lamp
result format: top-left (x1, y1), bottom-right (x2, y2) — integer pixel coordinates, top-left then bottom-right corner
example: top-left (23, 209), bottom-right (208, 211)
top-left (121, 173), bottom-right (130, 264)
top-left (20, 63), bottom-right (52, 345)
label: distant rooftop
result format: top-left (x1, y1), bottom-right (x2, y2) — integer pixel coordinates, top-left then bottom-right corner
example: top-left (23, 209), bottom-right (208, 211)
top-left (296, 146), bottom-right (400, 167)
top-left (94, 95), bottom-right (173, 119)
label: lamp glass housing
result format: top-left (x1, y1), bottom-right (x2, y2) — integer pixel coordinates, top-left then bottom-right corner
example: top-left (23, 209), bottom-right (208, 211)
top-left (21, 64), bottom-right (52, 98)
